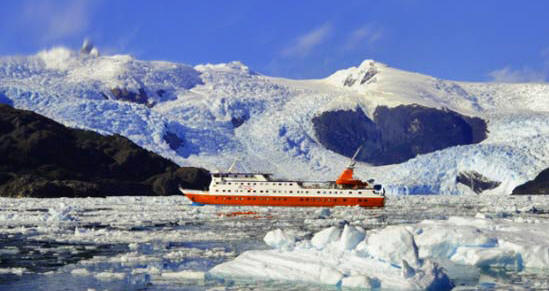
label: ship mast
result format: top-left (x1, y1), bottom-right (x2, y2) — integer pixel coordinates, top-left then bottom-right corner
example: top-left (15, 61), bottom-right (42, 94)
top-left (348, 146), bottom-right (362, 169)
top-left (227, 158), bottom-right (238, 173)
top-left (336, 146), bottom-right (366, 186)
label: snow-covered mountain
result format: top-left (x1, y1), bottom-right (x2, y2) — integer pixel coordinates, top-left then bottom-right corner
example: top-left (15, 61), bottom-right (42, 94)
top-left (1, 45), bottom-right (548, 195)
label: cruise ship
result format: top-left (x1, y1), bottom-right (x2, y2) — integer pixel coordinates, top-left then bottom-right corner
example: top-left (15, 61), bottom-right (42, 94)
top-left (179, 150), bottom-right (385, 208)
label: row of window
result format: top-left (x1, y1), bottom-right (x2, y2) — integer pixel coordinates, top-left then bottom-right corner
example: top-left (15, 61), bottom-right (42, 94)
top-left (213, 196), bottom-right (369, 203)
top-left (215, 189), bottom-right (296, 194)
top-left (215, 182), bottom-right (295, 186)
top-left (213, 174), bottom-right (256, 178)
top-left (298, 198), bottom-right (369, 202)
top-left (214, 189), bottom-right (363, 195)
top-left (215, 196), bottom-right (289, 201)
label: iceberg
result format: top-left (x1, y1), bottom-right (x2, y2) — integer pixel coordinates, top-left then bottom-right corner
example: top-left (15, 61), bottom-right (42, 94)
top-left (211, 214), bottom-right (549, 289)
top-left (210, 224), bottom-right (453, 290)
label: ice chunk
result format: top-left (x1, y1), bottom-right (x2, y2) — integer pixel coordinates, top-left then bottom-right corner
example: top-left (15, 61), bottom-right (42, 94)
top-left (0, 267), bottom-right (26, 276)
top-left (71, 268), bottom-right (91, 276)
top-left (311, 226), bottom-right (341, 250)
top-left (95, 272), bottom-right (126, 281)
top-left (319, 266), bottom-right (343, 285)
top-left (365, 225), bottom-right (420, 267)
top-left (415, 216), bottom-right (549, 270)
top-left (264, 229), bottom-right (295, 249)
top-left (338, 224), bottom-right (365, 250)
top-left (341, 275), bottom-right (375, 288)
top-left (160, 270), bottom-right (205, 280)
top-left (315, 208), bottom-right (331, 218)
top-left (451, 247), bottom-right (520, 269)
top-left (210, 226), bottom-right (453, 290)
top-left (47, 204), bottom-right (75, 222)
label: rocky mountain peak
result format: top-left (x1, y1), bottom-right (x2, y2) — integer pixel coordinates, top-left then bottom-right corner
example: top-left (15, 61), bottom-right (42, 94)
top-left (80, 39), bottom-right (100, 57)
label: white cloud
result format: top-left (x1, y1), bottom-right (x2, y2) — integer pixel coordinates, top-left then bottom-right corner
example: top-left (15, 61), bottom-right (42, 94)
top-left (281, 23), bottom-right (333, 57)
top-left (20, 0), bottom-right (93, 42)
top-left (489, 47), bottom-right (549, 83)
top-left (488, 66), bottom-right (546, 83)
top-left (344, 25), bottom-right (383, 51)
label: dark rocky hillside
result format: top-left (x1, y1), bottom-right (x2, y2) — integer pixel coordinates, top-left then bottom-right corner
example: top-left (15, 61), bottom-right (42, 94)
top-left (0, 104), bottom-right (210, 197)
top-left (512, 168), bottom-right (549, 194)
top-left (456, 171), bottom-right (501, 194)
top-left (312, 104), bottom-right (487, 165)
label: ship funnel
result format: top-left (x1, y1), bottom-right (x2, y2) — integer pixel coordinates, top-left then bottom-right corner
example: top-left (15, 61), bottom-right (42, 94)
top-left (336, 146), bottom-right (368, 186)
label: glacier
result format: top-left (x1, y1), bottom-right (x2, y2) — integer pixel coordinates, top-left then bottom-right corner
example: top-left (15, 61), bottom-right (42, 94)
top-left (0, 47), bottom-right (548, 194)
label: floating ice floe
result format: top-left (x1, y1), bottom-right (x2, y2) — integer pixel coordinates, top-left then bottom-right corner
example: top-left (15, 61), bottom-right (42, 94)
top-left (210, 224), bottom-right (453, 290)
top-left (415, 215), bottom-right (549, 270)
top-left (210, 214), bottom-right (549, 290)
top-left (0, 267), bottom-right (27, 276)
top-left (160, 270), bottom-right (205, 280)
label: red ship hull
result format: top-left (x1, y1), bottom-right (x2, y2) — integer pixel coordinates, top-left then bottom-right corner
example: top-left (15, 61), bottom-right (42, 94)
top-left (184, 193), bottom-right (384, 208)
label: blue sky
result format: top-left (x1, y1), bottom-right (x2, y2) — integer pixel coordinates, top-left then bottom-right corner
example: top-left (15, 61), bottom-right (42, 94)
top-left (1, 0), bottom-right (548, 82)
